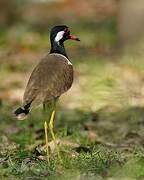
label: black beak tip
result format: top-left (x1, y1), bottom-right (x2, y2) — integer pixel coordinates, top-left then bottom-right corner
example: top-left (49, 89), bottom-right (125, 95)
top-left (76, 38), bottom-right (80, 41)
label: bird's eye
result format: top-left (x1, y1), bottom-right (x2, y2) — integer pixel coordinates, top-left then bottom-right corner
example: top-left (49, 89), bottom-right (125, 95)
top-left (64, 28), bottom-right (70, 34)
top-left (64, 28), bottom-right (68, 32)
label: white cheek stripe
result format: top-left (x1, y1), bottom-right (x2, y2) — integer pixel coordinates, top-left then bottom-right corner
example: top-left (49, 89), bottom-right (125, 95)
top-left (55, 31), bottom-right (65, 42)
top-left (52, 53), bottom-right (72, 65)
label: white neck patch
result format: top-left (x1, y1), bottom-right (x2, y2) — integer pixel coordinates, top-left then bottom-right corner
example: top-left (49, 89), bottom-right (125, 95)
top-left (55, 31), bottom-right (65, 43)
top-left (51, 53), bottom-right (72, 65)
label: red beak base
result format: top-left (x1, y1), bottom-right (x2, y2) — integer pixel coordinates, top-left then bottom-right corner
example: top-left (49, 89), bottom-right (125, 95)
top-left (69, 35), bottom-right (80, 41)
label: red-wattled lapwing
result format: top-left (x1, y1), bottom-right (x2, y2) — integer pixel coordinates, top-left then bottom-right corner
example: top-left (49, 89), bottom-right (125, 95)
top-left (14, 25), bottom-right (80, 163)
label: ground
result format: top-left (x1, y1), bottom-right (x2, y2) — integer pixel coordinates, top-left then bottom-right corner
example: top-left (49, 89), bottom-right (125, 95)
top-left (1, 21), bottom-right (144, 179)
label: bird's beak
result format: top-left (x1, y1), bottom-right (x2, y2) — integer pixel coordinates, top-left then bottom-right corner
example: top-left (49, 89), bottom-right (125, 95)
top-left (69, 35), bottom-right (80, 41)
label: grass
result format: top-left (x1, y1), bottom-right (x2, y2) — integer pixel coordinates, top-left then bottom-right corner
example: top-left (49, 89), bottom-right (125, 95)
top-left (1, 20), bottom-right (144, 179)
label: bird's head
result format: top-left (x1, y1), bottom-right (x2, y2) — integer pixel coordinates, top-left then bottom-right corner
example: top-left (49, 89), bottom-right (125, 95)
top-left (50, 25), bottom-right (80, 45)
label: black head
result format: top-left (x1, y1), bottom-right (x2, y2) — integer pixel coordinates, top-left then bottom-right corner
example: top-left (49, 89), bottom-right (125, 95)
top-left (50, 25), bottom-right (80, 44)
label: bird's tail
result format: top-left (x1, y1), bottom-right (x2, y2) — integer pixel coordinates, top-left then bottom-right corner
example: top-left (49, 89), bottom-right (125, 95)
top-left (14, 103), bottom-right (31, 120)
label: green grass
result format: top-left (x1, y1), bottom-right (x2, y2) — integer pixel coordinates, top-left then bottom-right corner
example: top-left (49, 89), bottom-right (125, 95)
top-left (1, 102), bottom-right (144, 179)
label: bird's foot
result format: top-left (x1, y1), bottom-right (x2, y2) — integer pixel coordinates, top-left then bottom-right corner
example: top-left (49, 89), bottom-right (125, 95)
top-left (40, 139), bottom-right (61, 161)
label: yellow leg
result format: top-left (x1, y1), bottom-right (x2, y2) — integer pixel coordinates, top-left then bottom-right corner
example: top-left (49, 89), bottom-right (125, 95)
top-left (44, 121), bottom-right (50, 164)
top-left (49, 110), bottom-right (61, 161)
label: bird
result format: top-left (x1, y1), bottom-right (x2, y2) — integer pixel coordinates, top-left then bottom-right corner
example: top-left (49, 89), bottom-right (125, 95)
top-left (14, 25), bottom-right (80, 163)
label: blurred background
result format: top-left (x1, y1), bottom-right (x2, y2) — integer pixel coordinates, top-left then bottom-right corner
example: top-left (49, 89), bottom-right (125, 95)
top-left (1, 0), bottom-right (144, 178)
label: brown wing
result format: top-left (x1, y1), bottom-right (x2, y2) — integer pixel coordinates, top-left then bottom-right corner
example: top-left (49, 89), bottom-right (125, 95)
top-left (23, 54), bottom-right (73, 106)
